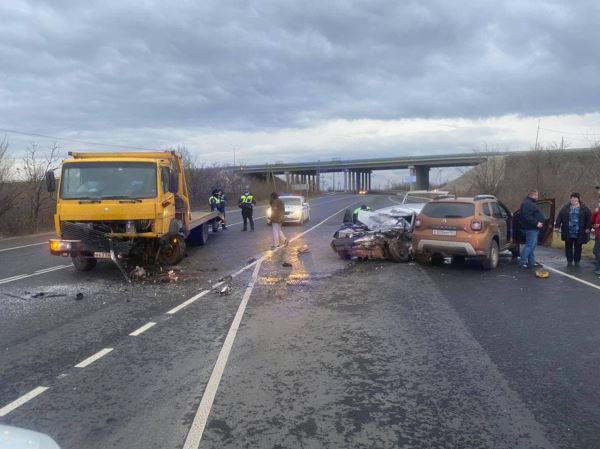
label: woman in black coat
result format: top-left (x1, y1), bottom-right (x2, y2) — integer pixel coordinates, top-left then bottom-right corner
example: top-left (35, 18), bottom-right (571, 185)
top-left (554, 192), bottom-right (592, 266)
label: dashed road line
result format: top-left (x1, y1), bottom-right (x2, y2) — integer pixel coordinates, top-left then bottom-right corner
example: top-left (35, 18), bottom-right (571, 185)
top-left (543, 265), bottom-right (600, 291)
top-left (0, 264), bottom-right (71, 285)
top-left (74, 348), bottom-right (113, 368)
top-left (129, 322), bottom-right (157, 336)
top-left (0, 386), bottom-right (49, 417)
top-left (0, 241), bottom-right (47, 253)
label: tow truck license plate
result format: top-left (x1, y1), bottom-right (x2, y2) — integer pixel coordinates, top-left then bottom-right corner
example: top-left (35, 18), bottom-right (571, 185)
top-left (94, 252), bottom-right (112, 259)
top-left (432, 229), bottom-right (456, 236)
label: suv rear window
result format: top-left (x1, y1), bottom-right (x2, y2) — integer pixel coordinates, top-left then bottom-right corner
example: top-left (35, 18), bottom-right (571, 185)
top-left (421, 202), bottom-right (475, 218)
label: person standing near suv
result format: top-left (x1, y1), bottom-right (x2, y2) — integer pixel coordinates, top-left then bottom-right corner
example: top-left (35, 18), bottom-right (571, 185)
top-left (555, 193), bottom-right (592, 267)
top-left (269, 192), bottom-right (288, 249)
top-left (591, 200), bottom-right (600, 275)
top-left (519, 189), bottom-right (545, 268)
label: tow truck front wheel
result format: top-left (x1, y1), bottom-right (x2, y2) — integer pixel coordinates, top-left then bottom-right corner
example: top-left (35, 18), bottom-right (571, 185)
top-left (72, 253), bottom-right (97, 271)
top-left (158, 235), bottom-right (186, 266)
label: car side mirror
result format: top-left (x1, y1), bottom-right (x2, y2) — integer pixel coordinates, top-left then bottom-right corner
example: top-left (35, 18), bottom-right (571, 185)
top-left (170, 171), bottom-right (179, 194)
top-left (46, 170), bottom-right (56, 193)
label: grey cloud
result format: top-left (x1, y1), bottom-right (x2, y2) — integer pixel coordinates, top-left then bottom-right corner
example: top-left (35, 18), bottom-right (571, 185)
top-left (0, 0), bottom-right (599, 139)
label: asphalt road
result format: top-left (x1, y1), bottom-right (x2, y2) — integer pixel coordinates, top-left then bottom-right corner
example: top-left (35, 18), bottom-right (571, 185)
top-left (1, 193), bottom-right (600, 449)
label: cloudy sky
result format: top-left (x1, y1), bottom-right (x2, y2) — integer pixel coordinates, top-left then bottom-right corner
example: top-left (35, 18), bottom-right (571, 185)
top-left (1, 0), bottom-right (600, 180)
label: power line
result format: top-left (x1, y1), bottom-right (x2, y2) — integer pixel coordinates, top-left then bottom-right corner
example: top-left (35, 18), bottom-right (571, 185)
top-left (0, 127), bottom-right (161, 151)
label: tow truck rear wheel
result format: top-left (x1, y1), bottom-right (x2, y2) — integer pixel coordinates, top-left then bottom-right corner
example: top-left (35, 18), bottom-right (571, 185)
top-left (72, 253), bottom-right (97, 271)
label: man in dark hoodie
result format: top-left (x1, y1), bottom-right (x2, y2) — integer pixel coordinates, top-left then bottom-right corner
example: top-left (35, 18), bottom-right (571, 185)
top-left (555, 192), bottom-right (592, 267)
top-left (519, 189), bottom-right (546, 268)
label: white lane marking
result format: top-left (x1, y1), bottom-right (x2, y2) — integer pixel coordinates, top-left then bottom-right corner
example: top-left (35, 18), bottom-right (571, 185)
top-left (227, 215), bottom-right (266, 227)
top-left (167, 197), bottom-right (360, 317)
top-left (0, 386), bottom-right (49, 417)
top-left (166, 290), bottom-right (210, 315)
top-left (387, 195), bottom-right (402, 204)
top-left (34, 265), bottom-right (71, 274)
top-left (543, 266), bottom-right (600, 291)
top-left (129, 322), bottom-right (157, 336)
top-left (0, 265), bottom-right (71, 285)
top-left (182, 199), bottom-right (362, 448)
top-left (183, 258), bottom-right (265, 449)
top-left (0, 242), bottom-right (47, 253)
top-left (74, 348), bottom-right (113, 368)
top-left (224, 194), bottom-right (358, 227)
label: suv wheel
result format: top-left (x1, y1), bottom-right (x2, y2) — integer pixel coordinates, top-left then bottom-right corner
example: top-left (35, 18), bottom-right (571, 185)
top-left (482, 240), bottom-right (499, 270)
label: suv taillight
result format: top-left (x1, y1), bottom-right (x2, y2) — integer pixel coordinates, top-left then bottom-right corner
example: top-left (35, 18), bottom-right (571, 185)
top-left (415, 217), bottom-right (422, 228)
top-left (470, 220), bottom-right (483, 231)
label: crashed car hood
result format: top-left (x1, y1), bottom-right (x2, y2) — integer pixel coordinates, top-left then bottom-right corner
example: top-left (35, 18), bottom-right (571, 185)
top-left (373, 204), bottom-right (421, 216)
top-left (357, 210), bottom-right (412, 232)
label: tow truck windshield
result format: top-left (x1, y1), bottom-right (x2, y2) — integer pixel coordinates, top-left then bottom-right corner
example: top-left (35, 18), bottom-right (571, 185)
top-left (60, 162), bottom-right (157, 200)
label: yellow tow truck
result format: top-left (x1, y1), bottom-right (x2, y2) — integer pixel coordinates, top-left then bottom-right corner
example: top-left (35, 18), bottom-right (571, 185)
top-left (45, 151), bottom-right (220, 277)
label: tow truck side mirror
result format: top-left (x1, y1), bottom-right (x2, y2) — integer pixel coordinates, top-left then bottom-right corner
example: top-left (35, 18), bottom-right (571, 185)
top-left (170, 171), bottom-right (179, 194)
top-left (46, 170), bottom-right (56, 193)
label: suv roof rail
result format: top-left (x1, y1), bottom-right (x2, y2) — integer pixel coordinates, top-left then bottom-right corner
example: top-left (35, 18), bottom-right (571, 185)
top-left (473, 194), bottom-right (497, 200)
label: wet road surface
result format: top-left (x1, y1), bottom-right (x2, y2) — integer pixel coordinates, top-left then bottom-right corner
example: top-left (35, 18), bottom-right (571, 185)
top-left (1, 194), bottom-right (600, 449)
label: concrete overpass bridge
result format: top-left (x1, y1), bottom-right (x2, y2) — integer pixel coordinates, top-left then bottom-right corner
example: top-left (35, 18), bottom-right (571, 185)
top-left (235, 152), bottom-right (503, 192)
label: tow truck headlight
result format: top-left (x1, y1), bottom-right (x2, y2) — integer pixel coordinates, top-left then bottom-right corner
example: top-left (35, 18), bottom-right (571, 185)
top-left (50, 239), bottom-right (76, 252)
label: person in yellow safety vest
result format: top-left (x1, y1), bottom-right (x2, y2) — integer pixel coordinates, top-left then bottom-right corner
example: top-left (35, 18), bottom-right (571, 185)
top-left (209, 189), bottom-right (227, 230)
top-left (353, 204), bottom-right (371, 223)
top-left (238, 189), bottom-right (257, 231)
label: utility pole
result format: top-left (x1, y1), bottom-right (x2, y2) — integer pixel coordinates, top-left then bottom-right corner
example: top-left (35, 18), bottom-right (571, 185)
top-left (534, 119), bottom-right (541, 151)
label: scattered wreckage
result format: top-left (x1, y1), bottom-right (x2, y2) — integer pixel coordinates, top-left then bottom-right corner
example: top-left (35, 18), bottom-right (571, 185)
top-left (331, 206), bottom-right (416, 262)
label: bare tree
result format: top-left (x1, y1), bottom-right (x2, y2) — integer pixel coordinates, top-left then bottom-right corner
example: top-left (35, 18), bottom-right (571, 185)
top-left (20, 142), bottom-right (60, 233)
top-left (460, 145), bottom-right (507, 196)
top-left (0, 136), bottom-right (18, 222)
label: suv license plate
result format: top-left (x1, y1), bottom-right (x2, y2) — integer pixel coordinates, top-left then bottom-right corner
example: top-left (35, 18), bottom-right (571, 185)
top-left (93, 252), bottom-right (112, 259)
top-left (433, 229), bottom-right (456, 236)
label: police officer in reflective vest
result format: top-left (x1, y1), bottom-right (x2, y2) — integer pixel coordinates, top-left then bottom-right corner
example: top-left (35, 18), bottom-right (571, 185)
top-left (209, 189), bottom-right (227, 230)
top-left (353, 204), bottom-right (371, 223)
top-left (238, 189), bottom-right (256, 231)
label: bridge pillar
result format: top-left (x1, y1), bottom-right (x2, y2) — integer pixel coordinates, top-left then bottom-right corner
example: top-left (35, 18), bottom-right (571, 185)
top-left (410, 165), bottom-right (430, 190)
top-left (316, 172), bottom-right (320, 192)
top-left (344, 170), bottom-right (348, 191)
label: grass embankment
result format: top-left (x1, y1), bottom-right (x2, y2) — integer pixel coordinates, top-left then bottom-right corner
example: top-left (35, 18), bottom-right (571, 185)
top-left (550, 236), bottom-right (596, 258)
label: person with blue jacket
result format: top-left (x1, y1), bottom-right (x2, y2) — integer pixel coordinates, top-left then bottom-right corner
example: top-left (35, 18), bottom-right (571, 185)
top-left (519, 189), bottom-right (546, 268)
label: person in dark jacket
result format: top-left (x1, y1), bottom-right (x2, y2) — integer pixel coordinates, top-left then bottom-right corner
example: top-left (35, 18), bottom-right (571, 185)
top-left (591, 200), bottom-right (600, 274)
top-left (518, 189), bottom-right (546, 268)
top-left (269, 192), bottom-right (288, 249)
top-left (555, 192), bottom-right (592, 267)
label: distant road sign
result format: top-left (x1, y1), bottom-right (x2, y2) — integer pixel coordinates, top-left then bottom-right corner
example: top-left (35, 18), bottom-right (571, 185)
top-left (403, 175), bottom-right (417, 183)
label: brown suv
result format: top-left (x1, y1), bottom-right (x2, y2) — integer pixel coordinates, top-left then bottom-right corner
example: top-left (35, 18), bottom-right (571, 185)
top-left (412, 195), bottom-right (554, 269)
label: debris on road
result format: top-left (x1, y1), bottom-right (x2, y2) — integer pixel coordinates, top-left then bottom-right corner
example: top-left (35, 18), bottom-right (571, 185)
top-left (282, 262), bottom-right (293, 267)
top-left (219, 284), bottom-right (232, 295)
top-left (535, 269), bottom-right (550, 279)
top-left (75, 292), bottom-right (84, 301)
top-left (297, 245), bottom-right (310, 254)
top-left (130, 266), bottom-right (147, 280)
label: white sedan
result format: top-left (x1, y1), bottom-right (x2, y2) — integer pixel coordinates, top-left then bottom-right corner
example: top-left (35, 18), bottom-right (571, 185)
top-left (267, 195), bottom-right (311, 225)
